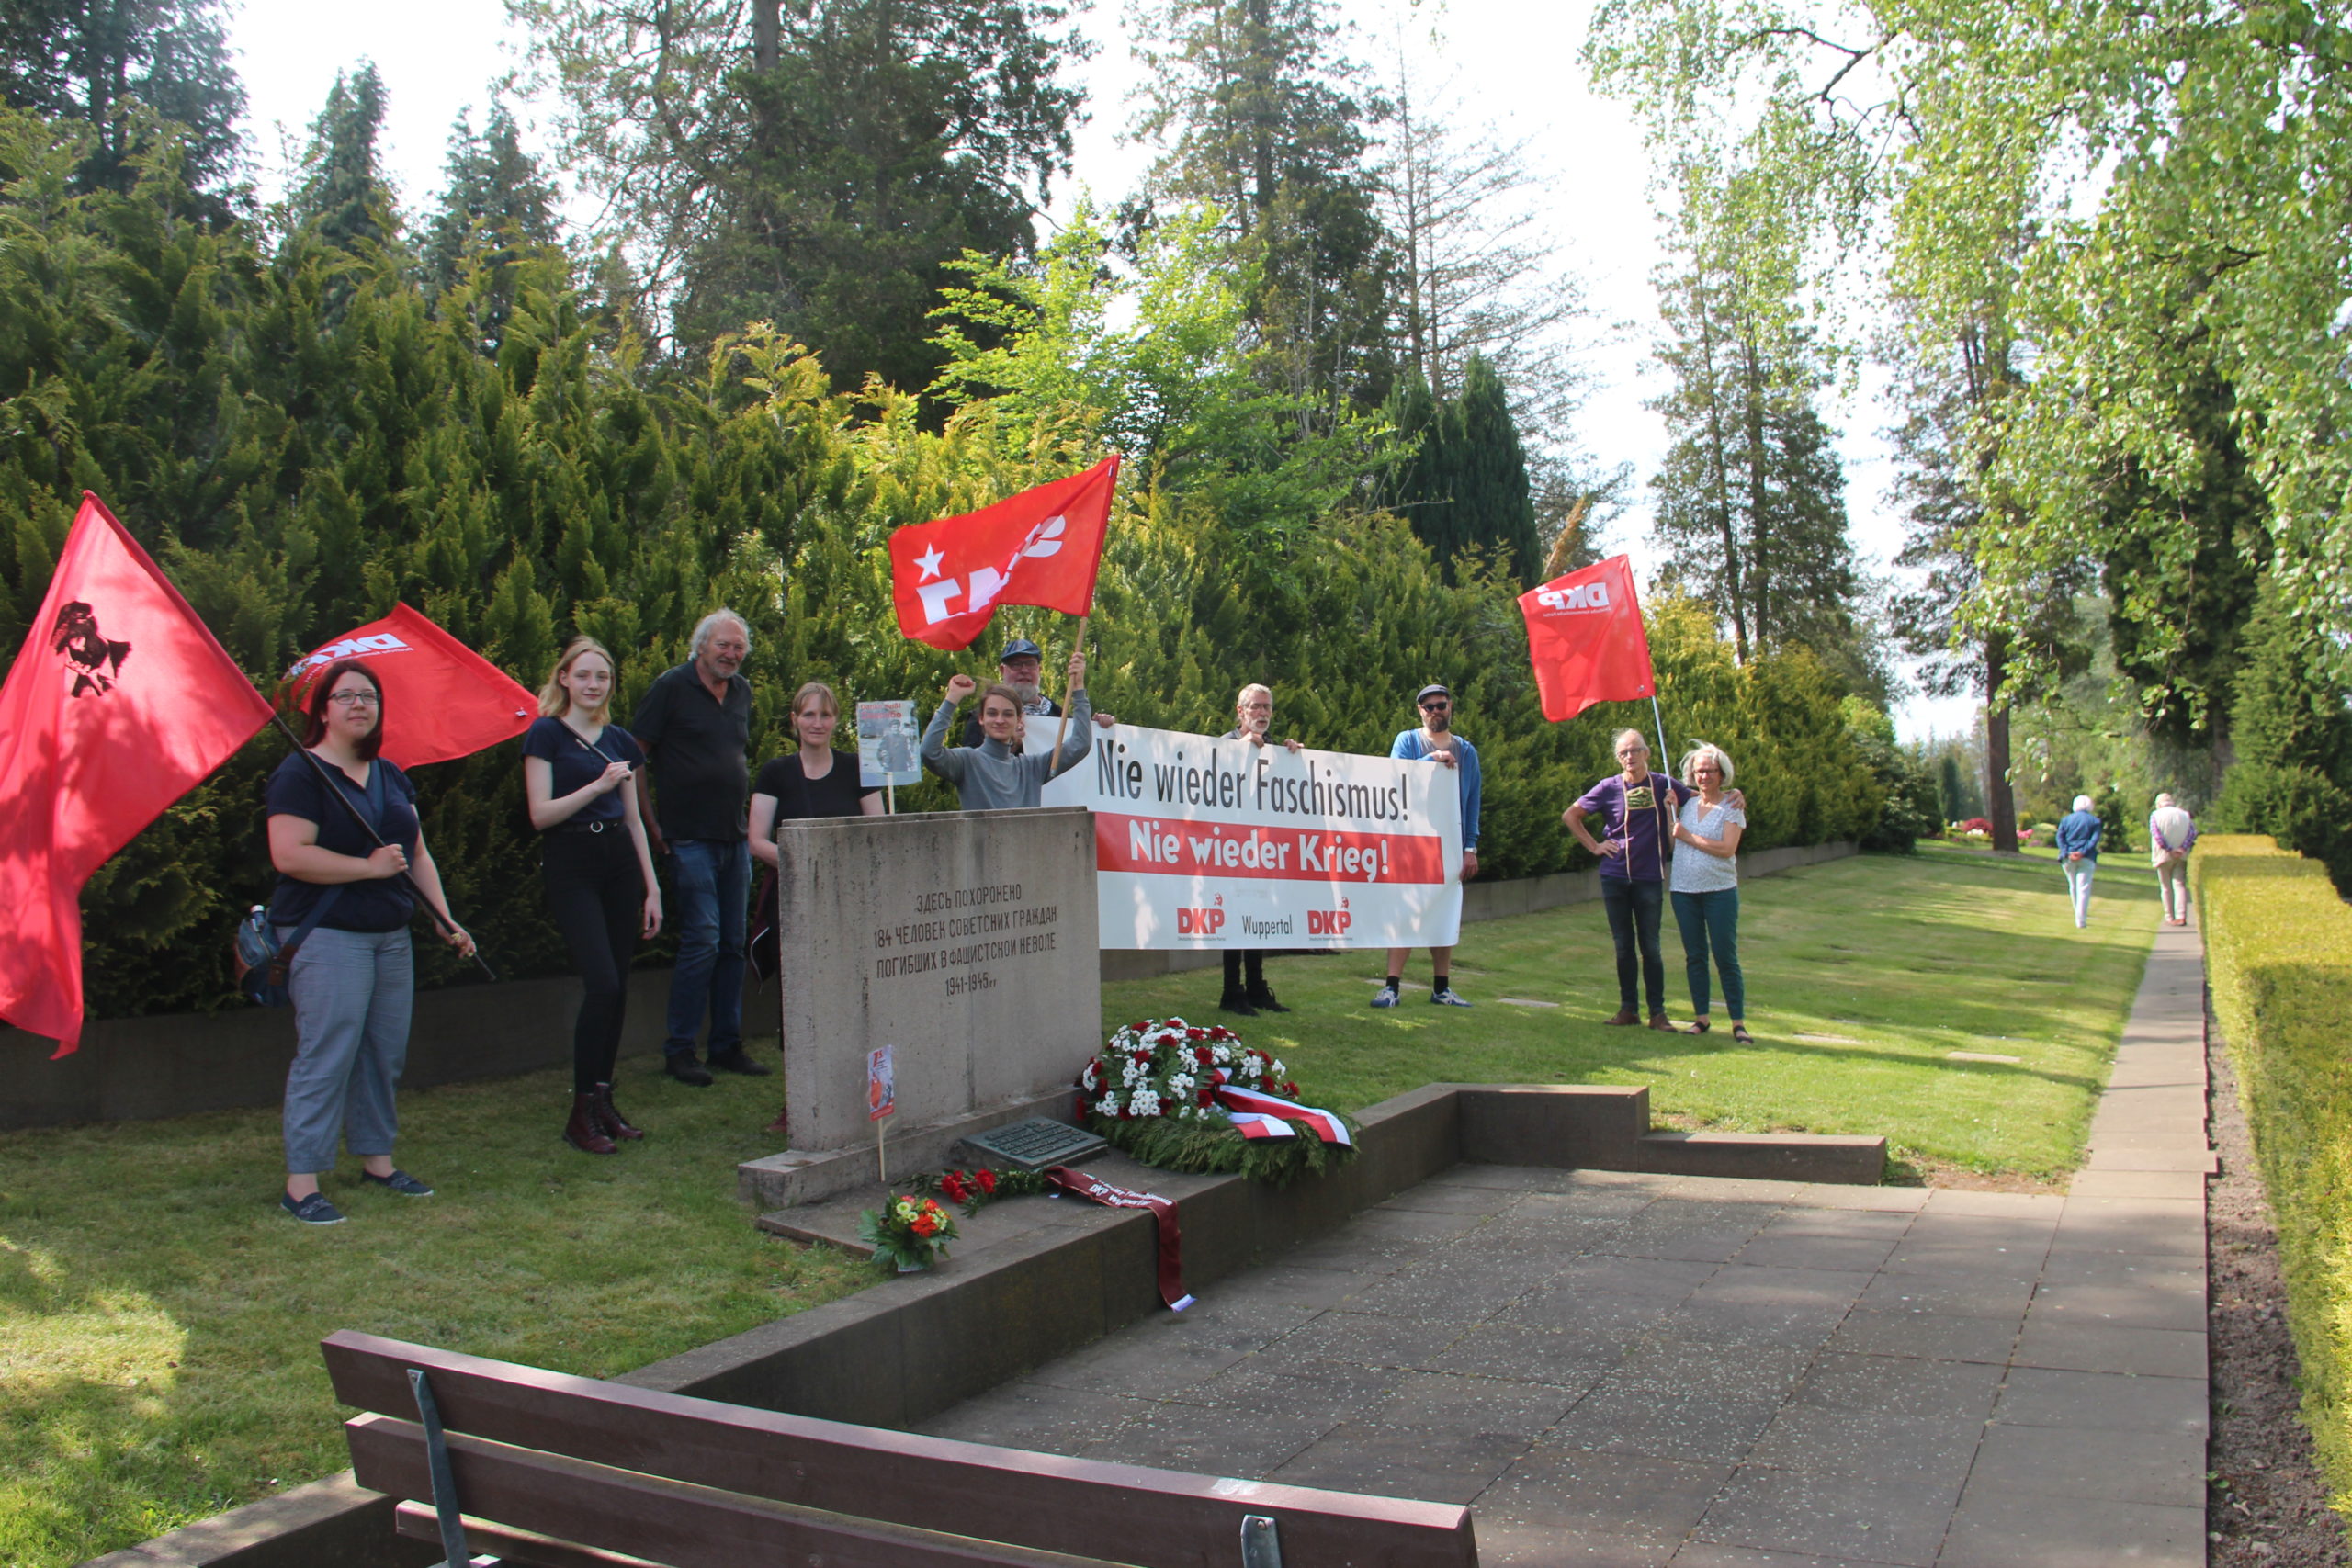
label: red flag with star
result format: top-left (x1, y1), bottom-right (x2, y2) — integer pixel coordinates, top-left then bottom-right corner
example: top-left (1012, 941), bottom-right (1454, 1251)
top-left (888, 457), bottom-right (1118, 651)
top-left (0, 493), bottom-right (275, 1055)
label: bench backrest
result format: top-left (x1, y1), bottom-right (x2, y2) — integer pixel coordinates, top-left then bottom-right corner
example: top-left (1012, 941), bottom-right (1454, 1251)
top-left (326, 1331), bottom-right (1479, 1568)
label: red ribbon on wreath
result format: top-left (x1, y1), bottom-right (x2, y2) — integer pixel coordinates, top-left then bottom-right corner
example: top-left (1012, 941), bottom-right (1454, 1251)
top-left (1046, 1167), bottom-right (1193, 1311)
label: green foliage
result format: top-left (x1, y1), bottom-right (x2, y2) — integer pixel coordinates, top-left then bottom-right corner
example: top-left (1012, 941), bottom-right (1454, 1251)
top-left (1088, 1107), bottom-right (1357, 1187)
top-left (2211, 577), bottom-right (2352, 893)
top-left (514, 0), bottom-right (1088, 393)
top-left (0, 0), bottom-right (243, 204)
top-left (1384, 356), bottom-right (1540, 586)
top-left (2198, 836), bottom-right (2352, 1518)
top-left (1847, 699), bottom-right (1938, 853)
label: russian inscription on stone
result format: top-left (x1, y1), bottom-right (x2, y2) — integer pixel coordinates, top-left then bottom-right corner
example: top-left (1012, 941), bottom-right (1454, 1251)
top-left (773, 807), bottom-right (1101, 1154)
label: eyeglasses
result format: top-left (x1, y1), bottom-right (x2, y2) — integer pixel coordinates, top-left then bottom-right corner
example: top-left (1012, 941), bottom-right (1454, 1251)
top-left (1419, 699), bottom-right (1450, 711)
top-left (328, 691), bottom-right (381, 707)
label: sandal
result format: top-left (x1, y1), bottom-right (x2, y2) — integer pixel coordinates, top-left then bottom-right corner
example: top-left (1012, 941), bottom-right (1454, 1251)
top-left (1731, 1025), bottom-right (1755, 1045)
top-left (1685, 1018), bottom-right (1711, 1035)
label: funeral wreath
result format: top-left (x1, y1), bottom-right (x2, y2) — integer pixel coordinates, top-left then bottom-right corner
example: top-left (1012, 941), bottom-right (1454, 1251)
top-left (856, 1193), bottom-right (960, 1271)
top-left (1077, 1017), bottom-right (1356, 1184)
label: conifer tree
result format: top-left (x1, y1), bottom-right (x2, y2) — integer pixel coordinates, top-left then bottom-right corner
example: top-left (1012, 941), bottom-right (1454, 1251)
top-left (287, 64), bottom-right (397, 256)
top-left (0, 0), bottom-right (244, 202)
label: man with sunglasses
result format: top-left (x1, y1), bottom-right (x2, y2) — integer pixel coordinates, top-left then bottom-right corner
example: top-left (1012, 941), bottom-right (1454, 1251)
top-left (1374, 684), bottom-right (1481, 1009)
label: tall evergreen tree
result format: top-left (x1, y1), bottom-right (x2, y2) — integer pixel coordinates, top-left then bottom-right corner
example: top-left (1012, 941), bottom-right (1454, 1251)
top-left (1127, 0), bottom-right (1396, 413)
top-left (287, 63), bottom-right (397, 255)
top-left (0, 0), bottom-right (243, 202)
top-left (2211, 576), bottom-right (2352, 891)
top-left (1383, 356), bottom-right (1538, 584)
top-left (515, 0), bottom-right (1086, 390)
top-left (421, 104), bottom-right (560, 297)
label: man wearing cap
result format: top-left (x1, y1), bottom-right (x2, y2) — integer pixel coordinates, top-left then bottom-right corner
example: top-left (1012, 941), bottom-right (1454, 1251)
top-left (1374, 683), bottom-right (1481, 1010)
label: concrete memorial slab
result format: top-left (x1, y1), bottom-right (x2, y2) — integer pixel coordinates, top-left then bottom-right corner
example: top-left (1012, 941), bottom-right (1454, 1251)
top-left (741, 806), bottom-right (1101, 1208)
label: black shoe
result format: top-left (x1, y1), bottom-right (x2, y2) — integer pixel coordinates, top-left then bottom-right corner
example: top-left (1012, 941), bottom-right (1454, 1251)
top-left (361, 1168), bottom-right (434, 1196)
top-left (707, 1048), bottom-right (773, 1077)
top-left (280, 1191), bottom-right (345, 1224)
top-left (1218, 990), bottom-right (1259, 1016)
top-left (664, 1055), bottom-right (714, 1087)
top-left (1245, 988), bottom-right (1290, 1014)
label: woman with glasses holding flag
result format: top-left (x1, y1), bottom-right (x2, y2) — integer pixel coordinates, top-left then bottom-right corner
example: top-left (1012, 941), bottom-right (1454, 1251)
top-left (524, 637), bottom-right (662, 1156)
top-left (267, 660), bottom-right (474, 1224)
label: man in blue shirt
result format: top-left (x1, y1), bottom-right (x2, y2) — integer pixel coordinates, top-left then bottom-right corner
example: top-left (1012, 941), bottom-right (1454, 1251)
top-left (2054, 794), bottom-right (2104, 929)
top-left (1374, 684), bottom-right (1481, 1009)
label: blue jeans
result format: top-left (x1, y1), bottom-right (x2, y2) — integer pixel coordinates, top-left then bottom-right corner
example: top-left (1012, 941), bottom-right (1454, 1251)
top-left (1671, 888), bottom-right (1745, 1020)
top-left (1601, 876), bottom-right (1666, 1016)
top-left (664, 838), bottom-right (748, 1059)
top-left (281, 926), bottom-right (413, 1174)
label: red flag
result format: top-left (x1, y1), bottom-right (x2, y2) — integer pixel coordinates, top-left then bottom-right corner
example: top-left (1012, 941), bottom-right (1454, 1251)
top-left (0, 494), bottom-right (275, 1055)
top-left (1517, 555), bottom-right (1657, 723)
top-left (284, 604), bottom-right (536, 768)
top-left (888, 457), bottom-right (1118, 651)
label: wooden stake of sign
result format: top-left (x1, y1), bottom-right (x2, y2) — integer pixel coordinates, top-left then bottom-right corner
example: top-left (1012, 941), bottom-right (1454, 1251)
top-left (876, 1119), bottom-right (888, 1185)
top-left (1047, 615), bottom-right (1090, 774)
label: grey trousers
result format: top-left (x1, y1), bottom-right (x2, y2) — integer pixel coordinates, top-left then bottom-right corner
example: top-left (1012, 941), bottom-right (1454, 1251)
top-left (281, 925), bottom-right (413, 1175)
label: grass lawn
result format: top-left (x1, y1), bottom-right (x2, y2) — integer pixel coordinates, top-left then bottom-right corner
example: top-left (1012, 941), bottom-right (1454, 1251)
top-left (1, 849), bottom-right (2158, 1568)
top-left (0, 1066), bottom-right (867, 1568)
top-left (1104, 847), bottom-right (2163, 1179)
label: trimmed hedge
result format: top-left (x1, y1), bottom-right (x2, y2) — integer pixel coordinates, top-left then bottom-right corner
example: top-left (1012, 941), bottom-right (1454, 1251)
top-left (2197, 834), bottom-right (2352, 1518)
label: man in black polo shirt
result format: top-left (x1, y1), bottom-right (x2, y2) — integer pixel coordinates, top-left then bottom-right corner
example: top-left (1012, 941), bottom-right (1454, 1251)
top-left (632, 609), bottom-right (765, 1087)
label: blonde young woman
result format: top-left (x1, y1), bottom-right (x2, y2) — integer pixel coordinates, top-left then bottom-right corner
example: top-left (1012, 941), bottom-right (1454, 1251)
top-left (523, 637), bottom-right (662, 1154)
top-left (1668, 743), bottom-right (1751, 1044)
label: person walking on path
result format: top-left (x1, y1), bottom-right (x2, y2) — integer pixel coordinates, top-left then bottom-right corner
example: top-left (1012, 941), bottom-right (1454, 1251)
top-left (2055, 793), bottom-right (2104, 929)
top-left (1219, 682), bottom-right (1303, 1016)
top-left (922, 649), bottom-right (1093, 808)
top-left (524, 637), bottom-right (662, 1155)
top-left (2148, 792), bottom-right (2198, 927)
top-left (1668, 743), bottom-right (1751, 1044)
top-left (1374, 683), bottom-right (1480, 1010)
top-left (267, 660), bottom-right (475, 1224)
top-left (631, 609), bottom-right (765, 1088)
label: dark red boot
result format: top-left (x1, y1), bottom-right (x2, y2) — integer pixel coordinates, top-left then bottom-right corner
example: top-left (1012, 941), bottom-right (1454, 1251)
top-left (592, 1083), bottom-right (644, 1141)
top-left (565, 1092), bottom-right (617, 1155)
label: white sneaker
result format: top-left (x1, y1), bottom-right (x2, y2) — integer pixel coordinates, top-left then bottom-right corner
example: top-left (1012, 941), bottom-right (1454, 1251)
top-left (1431, 987), bottom-right (1473, 1008)
top-left (1370, 986), bottom-right (1400, 1009)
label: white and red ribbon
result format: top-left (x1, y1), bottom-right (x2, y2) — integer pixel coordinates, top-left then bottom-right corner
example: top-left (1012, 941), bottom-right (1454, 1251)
top-left (1213, 1083), bottom-right (1353, 1146)
top-left (1046, 1167), bottom-right (1193, 1311)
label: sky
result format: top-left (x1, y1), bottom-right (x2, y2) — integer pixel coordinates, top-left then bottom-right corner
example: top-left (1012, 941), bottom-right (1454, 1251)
top-left (222, 0), bottom-right (1978, 743)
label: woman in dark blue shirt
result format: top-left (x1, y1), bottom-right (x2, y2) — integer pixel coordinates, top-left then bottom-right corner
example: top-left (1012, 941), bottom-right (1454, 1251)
top-left (525, 637), bottom-right (662, 1154)
top-left (267, 660), bottom-right (474, 1224)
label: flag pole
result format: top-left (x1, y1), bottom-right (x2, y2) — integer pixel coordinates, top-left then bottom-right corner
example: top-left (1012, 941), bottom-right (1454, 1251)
top-left (267, 712), bottom-right (498, 981)
top-left (1649, 694), bottom-right (1671, 776)
top-left (1047, 615), bottom-right (1090, 774)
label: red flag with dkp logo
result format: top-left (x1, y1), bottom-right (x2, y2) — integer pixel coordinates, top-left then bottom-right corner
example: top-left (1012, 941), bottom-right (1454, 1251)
top-left (1517, 554), bottom-right (1656, 723)
top-left (0, 493), bottom-right (276, 1055)
top-left (283, 604), bottom-right (536, 769)
top-left (888, 457), bottom-right (1118, 651)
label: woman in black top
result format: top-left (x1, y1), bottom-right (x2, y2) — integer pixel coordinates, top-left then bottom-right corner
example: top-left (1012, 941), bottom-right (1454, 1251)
top-left (748, 681), bottom-right (884, 865)
top-left (524, 637), bottom-right (662, 1154)
top-left (267, 660), bottom-right (474, 1225)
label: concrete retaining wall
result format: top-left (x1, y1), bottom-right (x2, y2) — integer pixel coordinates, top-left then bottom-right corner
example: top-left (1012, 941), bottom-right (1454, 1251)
top-left (6, 843), bottom-right (1857, 1131)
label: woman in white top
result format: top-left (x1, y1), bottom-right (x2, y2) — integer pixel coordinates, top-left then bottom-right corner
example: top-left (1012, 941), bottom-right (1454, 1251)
top-left (2147, 793), bottom-right (2197, 927)
top-left (1668, 743), bottom-right (1750, 1043)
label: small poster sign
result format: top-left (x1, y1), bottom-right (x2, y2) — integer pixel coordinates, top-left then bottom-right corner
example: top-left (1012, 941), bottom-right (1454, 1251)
top-left (856, 699), bottom-right (922, 788)
top-left (867, 1045), bottom-right (897, 1122)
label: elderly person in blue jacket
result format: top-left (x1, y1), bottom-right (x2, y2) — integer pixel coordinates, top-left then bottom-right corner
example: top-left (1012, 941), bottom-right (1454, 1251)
top-left (2054, 795), bottom-right (2104, 929)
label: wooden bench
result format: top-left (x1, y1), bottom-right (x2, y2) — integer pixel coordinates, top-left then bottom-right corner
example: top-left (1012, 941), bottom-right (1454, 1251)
top-left (325, 1330), bottom-right (1480, 1567)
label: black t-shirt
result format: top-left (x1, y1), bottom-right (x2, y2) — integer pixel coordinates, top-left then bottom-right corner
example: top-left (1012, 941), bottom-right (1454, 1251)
top-left (629, 661), bottom-right (752, 841)
top-left (521, 716), bottom-right (647, 828)
top-left (265, 751), bottom-right (421, 932)
top-left (753, 750), bottom-right (879, 824)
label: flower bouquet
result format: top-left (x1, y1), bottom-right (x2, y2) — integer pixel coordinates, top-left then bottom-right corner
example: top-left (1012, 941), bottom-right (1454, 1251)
top-left (1076, 1018), bottom-right (1356, 1186)
top-left (856, 1193), bottom-right (960, 1272)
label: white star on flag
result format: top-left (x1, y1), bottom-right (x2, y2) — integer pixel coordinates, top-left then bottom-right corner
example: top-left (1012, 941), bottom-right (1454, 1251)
top-left (914, 544), bottom-right (945, 581)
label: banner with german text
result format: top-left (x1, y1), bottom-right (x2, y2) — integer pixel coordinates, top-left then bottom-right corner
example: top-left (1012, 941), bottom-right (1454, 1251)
top-left (1038, 720), bottom-right (1463, 951)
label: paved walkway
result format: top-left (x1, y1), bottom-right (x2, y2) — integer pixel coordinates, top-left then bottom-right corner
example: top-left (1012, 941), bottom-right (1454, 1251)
top-left (913, 924), bottom-right (2211, 1566)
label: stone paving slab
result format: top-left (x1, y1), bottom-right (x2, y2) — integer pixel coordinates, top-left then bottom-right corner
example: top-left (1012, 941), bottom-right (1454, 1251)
top-left (906, 924), bottom-right (2210, 1564)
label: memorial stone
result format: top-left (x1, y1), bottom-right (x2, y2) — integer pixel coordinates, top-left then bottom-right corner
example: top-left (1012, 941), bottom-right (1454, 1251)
top-left (766, 805), bottom-right (1101, 1177)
